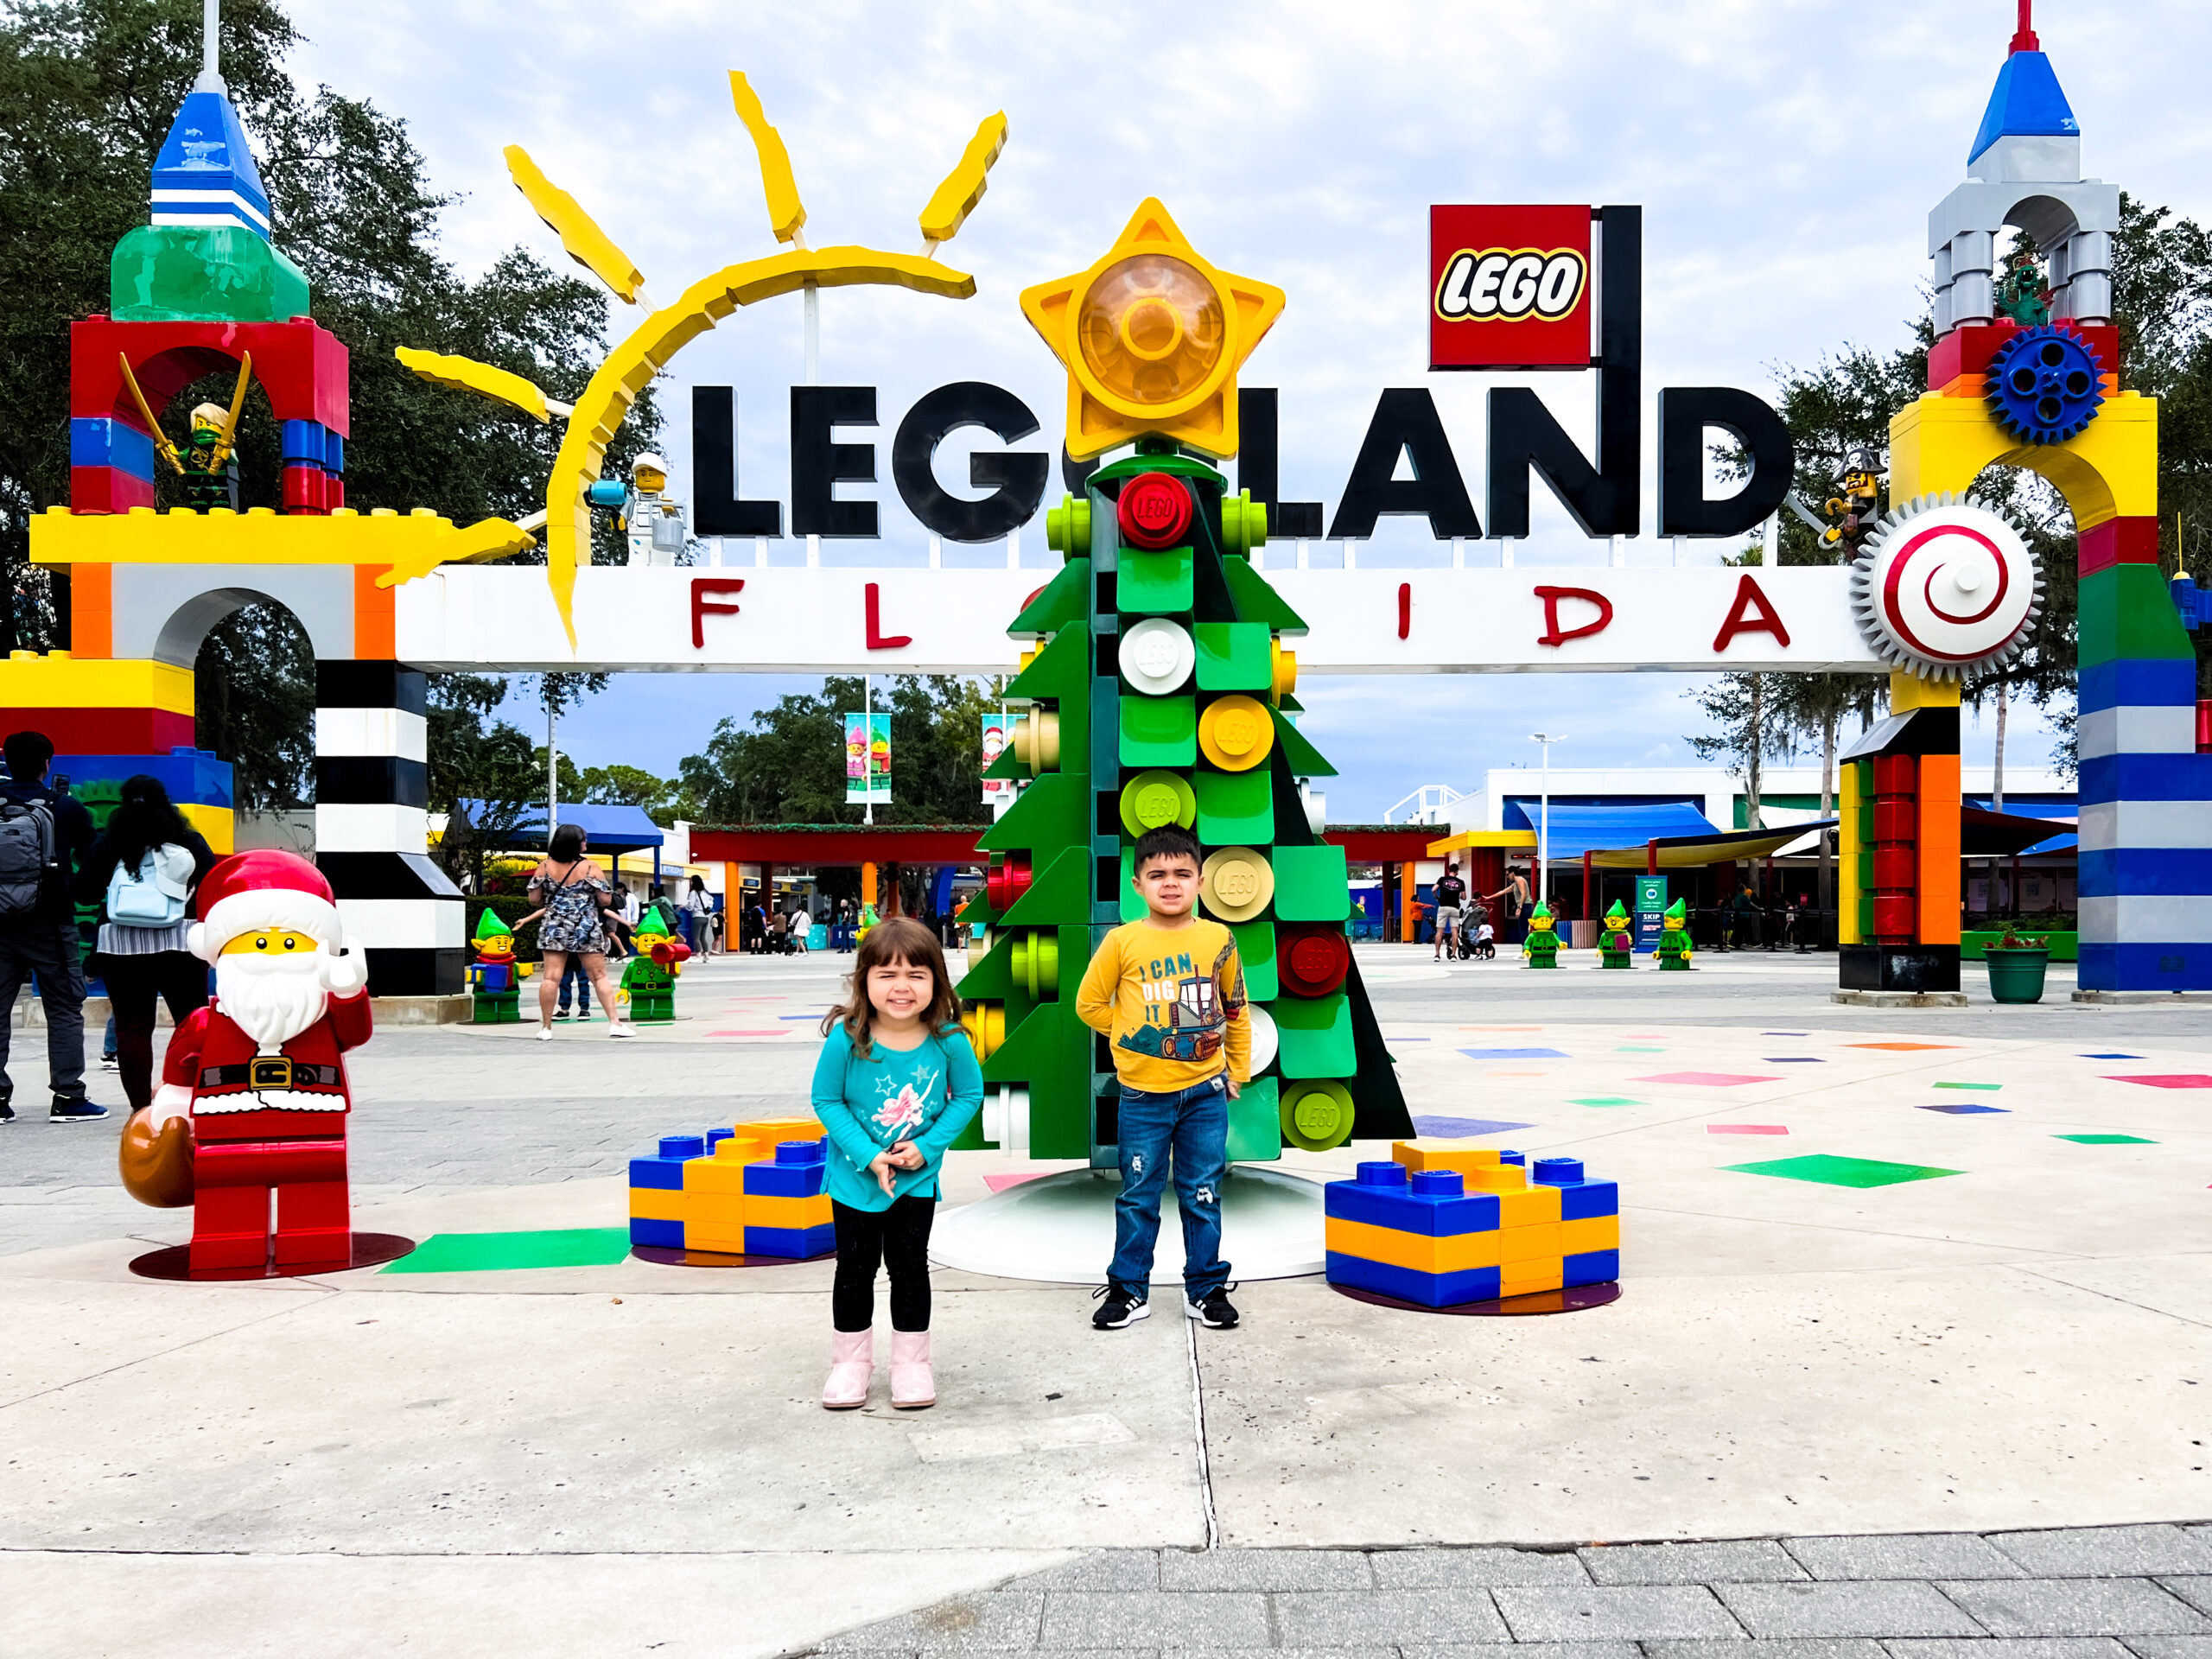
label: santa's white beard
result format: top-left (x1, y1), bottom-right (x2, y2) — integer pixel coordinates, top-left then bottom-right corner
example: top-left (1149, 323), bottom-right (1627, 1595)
top-left (216, 951), bottom-right (328, 1050)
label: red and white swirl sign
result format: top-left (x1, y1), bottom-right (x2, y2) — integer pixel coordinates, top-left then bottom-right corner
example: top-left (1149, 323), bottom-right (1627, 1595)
top-left (1851, 497), bottom-right (2040, 679)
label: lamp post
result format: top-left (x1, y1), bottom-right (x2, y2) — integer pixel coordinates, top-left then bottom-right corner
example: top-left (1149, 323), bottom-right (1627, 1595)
top-left (1529, 733), bottom-right (1561, 906)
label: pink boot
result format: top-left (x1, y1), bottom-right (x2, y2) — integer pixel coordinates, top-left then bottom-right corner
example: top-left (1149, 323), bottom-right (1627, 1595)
top-left (889, 1330), bottom-right (935, 1409)
top-left (823, 1328), bottom-right (873, 1409)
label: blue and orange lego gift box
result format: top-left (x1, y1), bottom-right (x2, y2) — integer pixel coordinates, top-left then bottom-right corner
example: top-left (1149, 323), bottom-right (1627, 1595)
top-left (628, 1116), bottom-right (834, 1259)
top-left (1324, 1139), bottom-right (1618, 1307)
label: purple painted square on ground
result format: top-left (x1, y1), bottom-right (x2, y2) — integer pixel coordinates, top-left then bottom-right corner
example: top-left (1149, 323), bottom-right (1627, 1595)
top-left (1458, 1047), bottom-right (1570, 1060)
top-left (2080, 1053), bottom-right (2142, 1060)
top-left (1763, 1057), bottom-right (1824, 1063)
top-left (1413, 1116), bottom-right (1537, 1138)
top-left (1633, 1071), bottom-right (1783, 1087)
top-left (1918, 1103), bottom-right (2009, 1115)
top-left (1762, 1032), bottom-right (1810, 1036)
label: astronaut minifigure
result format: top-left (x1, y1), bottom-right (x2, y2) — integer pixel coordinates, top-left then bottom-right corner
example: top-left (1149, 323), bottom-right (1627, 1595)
top-left (621, 452), bottom-right (690, 566)
top-left (1821, 447), bottom-right (1884, 557)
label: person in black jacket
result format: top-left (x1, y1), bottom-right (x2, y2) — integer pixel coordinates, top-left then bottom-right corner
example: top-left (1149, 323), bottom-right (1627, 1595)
top-left (0, 731), bottom-right (101, 1123)
top-left (75, 776), bottom-right (217, 1115)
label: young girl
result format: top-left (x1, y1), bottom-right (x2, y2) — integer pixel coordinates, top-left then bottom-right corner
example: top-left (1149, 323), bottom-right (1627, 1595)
top-left (812, 916), bottom-right (982, 1412)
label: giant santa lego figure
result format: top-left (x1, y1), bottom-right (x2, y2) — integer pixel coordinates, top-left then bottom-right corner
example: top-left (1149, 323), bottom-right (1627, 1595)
top-left (148, 850), bottom-right (374, 1273)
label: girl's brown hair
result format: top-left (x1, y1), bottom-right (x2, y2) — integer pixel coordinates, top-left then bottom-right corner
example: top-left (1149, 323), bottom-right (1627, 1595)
top-left (820, 915), bottom-right (963, 1059)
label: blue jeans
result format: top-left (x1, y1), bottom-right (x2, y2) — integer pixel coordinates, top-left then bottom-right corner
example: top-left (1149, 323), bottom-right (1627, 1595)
top-left (1108, 1076), bottom-right (1230, 1301)
top-left (556, 956), bottom-right (592, 1014)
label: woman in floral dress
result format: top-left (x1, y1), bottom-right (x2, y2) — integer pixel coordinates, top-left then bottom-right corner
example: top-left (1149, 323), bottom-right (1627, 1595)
top-left (528, 823), bottom-right (631, 1039)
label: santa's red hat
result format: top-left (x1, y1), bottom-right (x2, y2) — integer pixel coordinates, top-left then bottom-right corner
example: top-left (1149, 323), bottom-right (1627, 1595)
top-left (188, 850), bottom-right (344, 963)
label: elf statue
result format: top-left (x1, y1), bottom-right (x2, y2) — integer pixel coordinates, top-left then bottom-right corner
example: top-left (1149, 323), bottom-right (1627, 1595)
top-left (1656, 898), bottom-right (1693, 971)
top-left (469, 910), bottom-right (522, 1023)
top-left (1599, 899), bottom-right (1634, 969)
top-left (621, 902), bottom-right (693, 1022)
top-left (1523, 901), bottom-right (1560, 969)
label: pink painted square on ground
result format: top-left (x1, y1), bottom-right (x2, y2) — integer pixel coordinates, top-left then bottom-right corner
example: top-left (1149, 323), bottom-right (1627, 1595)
top-left (2105, 1074), bottom-right (2212, 1090)
top-left (1632, 1071), bottom-right (1783, 1087)
top-left (1707, 1123), bottom-right (1789, 1135)
top-left (983, 1173), bottom-right (1054, 1192)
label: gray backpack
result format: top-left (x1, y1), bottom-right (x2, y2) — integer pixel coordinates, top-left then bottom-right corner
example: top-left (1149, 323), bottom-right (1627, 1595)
top-left (0, 798), bottom-right (56, 921)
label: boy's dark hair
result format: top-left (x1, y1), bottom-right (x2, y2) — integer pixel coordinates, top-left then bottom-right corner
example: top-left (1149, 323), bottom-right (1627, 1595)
top-left (3, 730), bottom-right (54, 783)
top-left (1132, 824), bottom-right (1201, 871)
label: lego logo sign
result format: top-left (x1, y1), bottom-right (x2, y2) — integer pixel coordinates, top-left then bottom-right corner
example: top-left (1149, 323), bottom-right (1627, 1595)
top-left (1429, 204), bottom-right (1593, 371)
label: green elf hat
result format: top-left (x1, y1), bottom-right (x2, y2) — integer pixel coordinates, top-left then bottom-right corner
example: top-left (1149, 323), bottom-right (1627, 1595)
top-left (474, 908), bottom-right (515, 944)
top-left (635, 902), bottom-right (678, 937)
top-left (1604, 899), bottom-right (1630, 926)
top-left (1662, 898), bottom-right (1687, 925)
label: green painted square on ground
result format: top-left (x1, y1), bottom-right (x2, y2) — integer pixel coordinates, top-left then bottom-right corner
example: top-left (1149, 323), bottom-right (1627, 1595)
top-left (1116, 544), bottom-right (1194, 613)
top-left (1934, 1082), bottom-right (2003, 1091)
top-left (2054, 1133), bottom-right (2158, 1144)
top-left (1617, 1046), bottom-right (1664, 1053)
top-left (1195, 621), bottom-right (1272, 690)
top-left (1570, 1096), bottom-right (1641, 1107)
top-left (380, 1228), bottom-right (633, 1274)
top-left (1231, 918), bottom-right (1277, 1001)
top-left (1195, 767), bottom-right (1273, 844)
top-left (1119, 694), bottom-right (1196, 766)
top-left (1722, 1154), bottom-right (1965, 1189)
top-left (1272, 989), bottom-right (1353, 1077)
top-left (1273, 843), bottom-right (1350, 921)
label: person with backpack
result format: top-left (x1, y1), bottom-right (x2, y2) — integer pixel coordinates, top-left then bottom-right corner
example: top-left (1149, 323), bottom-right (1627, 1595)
top-left (0, 731), bottom-right (102, 1123)
top-left (75, 775), bottom-right (218, 1114)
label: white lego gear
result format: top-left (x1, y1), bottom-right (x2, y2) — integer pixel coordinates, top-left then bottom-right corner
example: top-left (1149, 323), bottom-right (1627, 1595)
top-left (1849, 493), bottom-right (2042, 681)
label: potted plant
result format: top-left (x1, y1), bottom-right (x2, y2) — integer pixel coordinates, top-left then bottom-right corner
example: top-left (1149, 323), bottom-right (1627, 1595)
top-left (1984, 922), bottom-right (2051, 1004)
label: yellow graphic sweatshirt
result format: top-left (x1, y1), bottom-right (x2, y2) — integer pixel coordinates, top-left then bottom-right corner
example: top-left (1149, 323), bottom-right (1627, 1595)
top-left (1075, 918), bottom-right (1251, 1093)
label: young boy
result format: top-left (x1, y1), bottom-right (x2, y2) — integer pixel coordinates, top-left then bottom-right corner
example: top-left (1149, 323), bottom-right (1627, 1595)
top-left (1075, 825), bottom-right (1250, 1332)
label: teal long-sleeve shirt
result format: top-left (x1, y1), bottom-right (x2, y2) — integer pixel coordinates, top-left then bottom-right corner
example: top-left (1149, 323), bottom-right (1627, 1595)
top-left (810, 1023), bottom-right (984, 1211)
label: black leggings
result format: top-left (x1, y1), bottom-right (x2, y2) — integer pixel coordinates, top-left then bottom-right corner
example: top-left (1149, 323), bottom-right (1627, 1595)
top-left (831, 1195), bottom-right (936, 1332)
top-left (99, 950), bottom-right (209, 1111)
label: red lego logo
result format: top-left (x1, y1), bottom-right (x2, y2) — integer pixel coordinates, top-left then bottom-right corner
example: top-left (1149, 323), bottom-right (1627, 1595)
top-left (1429, 205), bottom-right (1593, 371)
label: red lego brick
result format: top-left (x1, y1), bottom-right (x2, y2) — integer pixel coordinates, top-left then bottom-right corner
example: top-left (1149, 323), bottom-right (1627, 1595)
top-left (71, 316), bottom-right (349, 435)
top-left (1872, 753), bottom-right (1917, 795)
top-left (9, 708), bottom-right (194, 754)
top-left (1872, 847), bottom-right (1917, 890)
top-left (1929, 320), bottom-right (2120, 391)
top-left (1872, 800), bottom-right (1918, 843)
top-left (282, 465), bottom-right (328, 513)
top-left (1872, 895), bottom-right (1917, 938)
top-left (2078, 516), bottom-right (2160, 575)
top-left (69, 467), bottom-right (157, 514)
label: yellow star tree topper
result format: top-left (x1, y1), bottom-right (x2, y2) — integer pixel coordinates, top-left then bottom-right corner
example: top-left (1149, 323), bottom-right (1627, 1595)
top-left (1020, 199), bottom-right (1284, 461)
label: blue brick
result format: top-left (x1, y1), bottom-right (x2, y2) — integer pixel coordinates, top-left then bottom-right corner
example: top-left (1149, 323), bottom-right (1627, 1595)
top-left (2079, 753), bottom-right (2212, 804)
top-left (1533, 1157), bottom-right (1584, 1185)
top-left (629, 1216), bottom-right (682, 1248)
top-left (745, 1160), bottom-right (828, 1198)
top-left (1324, 1176), bottom-right (1498, 1236)
top-left (1563, 1249), bottom-right (1619, 1287)
top-left (1326, 1251), bottom-right (1501, 1308)
top-left (705, 1128), bottom-right (734, 1155)
top-left (278, 419), bottom-right (333, 467)
top-left (2081, 658), bottom-right (2196, 712)
top-left (775, 1139), bottom-right (828, 1165)
top-left (69, 416), bottom-right (156, 480)
top-left (2079, 848), bottom-right (2212, 896)
top-left (2078, 941), bottom-right (2212, 993)
top-left (325, 430), bottom-right (344, 474)
top-left (628, 1154), bottom-right (687, 1191)
top-left (659, 1135), bottom-right (706, 1160)
top-left (1559, 1178), bottom-right (1620, 1221)
top-left (745, 1224), bottom-right (836, 1260)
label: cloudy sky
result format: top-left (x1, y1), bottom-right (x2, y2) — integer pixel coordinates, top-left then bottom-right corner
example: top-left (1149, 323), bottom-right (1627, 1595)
top-left (290, 0), bottom-right (2211, 817)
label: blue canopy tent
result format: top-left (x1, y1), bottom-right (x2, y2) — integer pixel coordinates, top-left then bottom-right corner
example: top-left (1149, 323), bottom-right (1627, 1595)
top-left (451, 801), bottom-right (668, 888)
top-left (1501, 800), bottom-right (1724, 861)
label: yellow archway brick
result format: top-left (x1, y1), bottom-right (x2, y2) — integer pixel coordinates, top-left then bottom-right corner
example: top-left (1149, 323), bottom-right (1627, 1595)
top-left (1889, 391), bottom-right (2158, 531)
top-left (0, 653), bottom-right (194, 713)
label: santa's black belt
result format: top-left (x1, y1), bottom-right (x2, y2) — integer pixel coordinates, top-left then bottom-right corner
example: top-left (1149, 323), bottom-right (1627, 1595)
top-left (199, 1060), bottom-right (343, 1090)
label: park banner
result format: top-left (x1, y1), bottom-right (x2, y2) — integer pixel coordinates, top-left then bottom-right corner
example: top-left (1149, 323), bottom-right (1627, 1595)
top-left (844, 711), bottom-right (891, 804)
top-left (981, 712), bottom-right (1024, 806)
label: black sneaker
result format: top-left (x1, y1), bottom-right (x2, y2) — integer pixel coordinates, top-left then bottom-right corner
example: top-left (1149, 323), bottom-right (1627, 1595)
top-left (552, 1009), bottom-right (571, 1021)
top-left (1090, 1284), bottom-right (1150, 1330)
top-left (50, 1096), bottom-right (110, 1123)
top-left (99, 1056), bottom-right (119, 1071)
top-left (1186, 1285), bottom-right (1240, 1329)
top-left (0, 1096), bottom-right (14, 1125)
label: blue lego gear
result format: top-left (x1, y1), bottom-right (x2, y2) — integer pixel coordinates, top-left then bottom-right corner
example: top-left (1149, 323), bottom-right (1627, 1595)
top-left (1986, 325), bottom-right (2105, 445)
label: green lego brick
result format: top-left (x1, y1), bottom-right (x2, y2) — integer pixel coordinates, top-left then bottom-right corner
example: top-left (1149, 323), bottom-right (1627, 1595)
top-left (1231, 920), bottom-right (1277, 1001)
top-left (1118, 846), bottom-right (1149, 922)
top-left (1005, 622), bottom-right (1089, 702)
top-left (1226, 1077), bottom-right (1282, 1162)
top-left (1013, 558), bottom-right (1090, 635)
top-left (957, 931), bottom-right (1018, 1000)
top-left (1222, 556), bottom-right (1307, 632)
top-left (1273, 843), bottom-right (1350, 921)
top-left (2078, 563), bottom-right (2194, 664)
top-left (110, 223), bottom-right (312, 323)
top-left (984, 741), bottom-right (1029, 780)
top-left (983, 999), bottom-right (1093, 1159)
top-left (1268, 709), bottom-right (1337, 778)
top-left (1196, 622), bottom-right (1272, 690)
top-left (1120, 695), bottom-right (1197, 766)
top-left (1117, 545), bottom-right (1194, 614)
top-left (1001, 845), bottom-right (1090, 925)
top-left (981, 772), bottom-right (1086, 852)
top-left (1274, 990), bottom-right (1354, 1077)
top-left (1195, 768), bottom-right (1274, 845)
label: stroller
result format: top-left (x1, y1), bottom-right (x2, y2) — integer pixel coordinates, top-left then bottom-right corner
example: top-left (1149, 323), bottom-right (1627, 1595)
top-left (1457, 904), bottom-right (1497, 960)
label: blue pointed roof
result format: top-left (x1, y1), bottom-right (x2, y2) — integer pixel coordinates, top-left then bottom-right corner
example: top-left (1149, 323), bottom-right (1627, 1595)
top-left (1968, 49), bottom-right (2079, 163)
top-left (150, 88), bottom-right (272, 237)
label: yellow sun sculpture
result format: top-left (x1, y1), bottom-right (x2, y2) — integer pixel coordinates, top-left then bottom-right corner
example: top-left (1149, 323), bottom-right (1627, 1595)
top-left (385, 74), bottom-right (1009, 645)
top-left (1020, 198), bottom-right (1285, 461)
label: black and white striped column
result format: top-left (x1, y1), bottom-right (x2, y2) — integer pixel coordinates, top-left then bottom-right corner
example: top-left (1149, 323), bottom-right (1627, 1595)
top-left (314, 661), bottom-right (464, 996)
